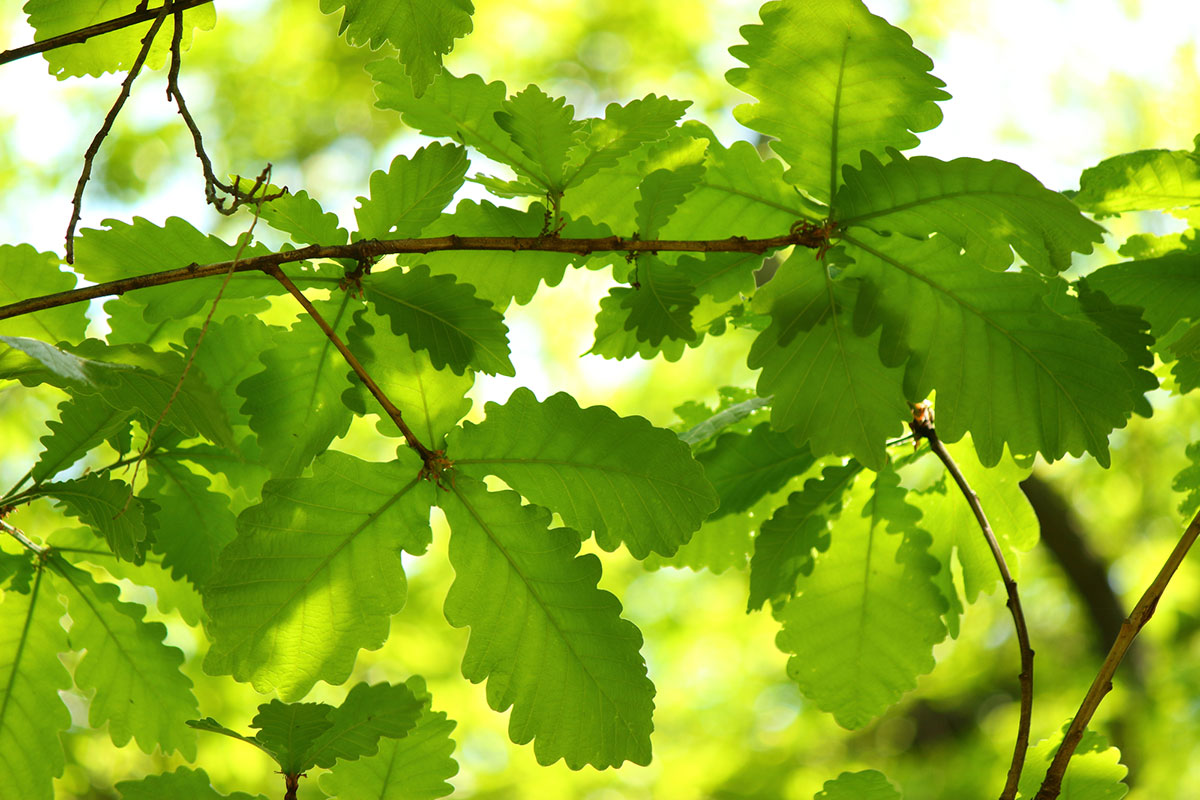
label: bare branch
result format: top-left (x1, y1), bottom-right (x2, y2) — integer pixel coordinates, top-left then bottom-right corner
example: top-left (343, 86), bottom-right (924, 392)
top-left (0, 0), bottom-right (213, 67)
top-left (262, 264), bottom-right (437, 464)
top-left (909, 404), bottom-right (1035, 800)
top-left (64, 4), bottom-right (172, 263)
top-left (166, 9), bottom-right (283, 214)
top-left (1, 231), bottom-right (809, 323)
top-left (1034, 509), bottom-right (1200, 799)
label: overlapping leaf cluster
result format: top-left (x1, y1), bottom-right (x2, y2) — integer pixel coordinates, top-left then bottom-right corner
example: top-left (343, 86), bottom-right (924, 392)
top-left (4, 0), bottom-right (1187, 798)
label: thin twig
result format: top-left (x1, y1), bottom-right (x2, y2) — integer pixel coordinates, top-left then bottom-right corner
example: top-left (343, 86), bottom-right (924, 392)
top-left (1034, 509), bottom-right (1200, 799)
top-left (165, 11), bottom-right (283, 214)
top-left (116, 177), bottom-right (267, 516)
top-left (0, 517), bottom-right (47, 555)
top-left (0, 0), bottom-right (213, 67)
top-left (2, 231), bottom-right (810, 322)
top-left (64, 4), bottom-right (172, 263)
top-left (262, 264), bottom-right (436, 464)
top-left (909, 405), bottom-right (1034, 800)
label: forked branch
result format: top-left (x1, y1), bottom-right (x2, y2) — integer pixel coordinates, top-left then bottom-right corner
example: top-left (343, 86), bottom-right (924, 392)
top-left (909, 404), bottom-right (1034, 800)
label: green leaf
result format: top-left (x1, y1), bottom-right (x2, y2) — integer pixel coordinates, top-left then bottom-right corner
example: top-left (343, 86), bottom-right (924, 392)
top-left (1072, 147), bottom-right (1200, 215)
top-left (748, 461), bottom-right (861, 611)
top-left (320, 677), bottom-right (458, 800)
top-left (837, 150), bottom-right (1104, 273)
top-left (259, 190), bottom-right (349, 247)
top-left (82, 340), bottom-right (234, 448)
top-left (727, 0), bottom-right (948, 204)
top-left (450, 387), bottom-right (718, 558)
top-left (495, 85), bottom-right (584, 190)
top-left (143, 458), bottom-right (238, 588)
top-left (1172, 441), bottom-right (1200, 517)
top-left (47, 527), bottom-right (206, 627)
top-left (50, 557), bottom-right (198, 757)
top-left (636, 164), bottom-right (706, 238)
top-left (370, 67), bottom-right (538, 177)
top-left (0, 568), bottom-right (71, 800)
top-left (588, 289), bottom-right (695, 362)
top-left (74, 217), bottom-right (276, 325)
top-left (696, 423), bottom-right (816, 519)
top-left (25, 0), bottom-right (214, 79)
top-left (363, 265), bottom-right (514, 376)
top-left (658, 124), bottom-right (824, 240)
top-left (117, 767), bottom-right (267, 800)
top-left (776, 469), bottom-right (947, 729)
top-left (185, 315), bottom-right (285, 434)
top-left (31, 394), bottom-right (131, 483)
top-left (440, 478), bottom-right (654, 768)
top-left (301, 682), bottom-right (424, 770)
top-left (747, 253), bottom-right (910, 470)
top-left (1067, 281), bottom-right (1158, 418)
top-left (843, 230), bottom-right (1135, 466)
top-left (237, 296), bottom-right (357, 477)
top-left (564, 94), bottom-right (691, 189)
top-left (203, 450), bottom-right (434, 700)
top-left (644, 488), bottom-right (779, 575)
top-left (353, 144), bottom-right (469, 241)
top-left (320, 0), bottom-right (473, 97)
top-left (343, 310), bottom-right (473, 446)
top-left (1084, 251), bottom-right (1200, 337)
top-left (0, 244), bottom-right (87, 342)
top-left (815, 770), bottom-right (903, 800)
top-left (1016, 729), bottom-right (1128, 800)
top-left (46, 474), bottom-right (147, 562)
top-left (249, 701), bottom-right (335, 772)
top-left (614, 256), bottom-right (699, 346)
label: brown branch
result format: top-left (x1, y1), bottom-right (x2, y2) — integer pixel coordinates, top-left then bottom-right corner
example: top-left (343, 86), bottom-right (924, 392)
top-left (1034, 508), bottom-right (1200, 799)
top-left (0, 232), bottom-right (808, 323)
top-left (64, 5), bottom-right (172, 263)
top-left (166, 10), bottom-right (282, 214)
top-left (262, 264), bottom-right (436, 464)
top-left (909, 405), bottom-right (1034, 800)
top-left (0, 0), bottom-right (213, 67)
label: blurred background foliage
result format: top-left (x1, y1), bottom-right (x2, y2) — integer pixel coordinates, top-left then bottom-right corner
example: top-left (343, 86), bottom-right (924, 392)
top-left (1, 0), bottom-right (1199, 798)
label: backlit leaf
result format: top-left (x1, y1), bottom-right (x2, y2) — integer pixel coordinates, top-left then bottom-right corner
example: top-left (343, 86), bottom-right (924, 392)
top-left (727, 0), bottom-right (948, 203)
top-left (837, 149), bottom-right (1104, 273)
top-left (0, 568), bottom-right (71, 800)
top-left (116, 767), bottom-right (267, 800)
top-left (45, 474), bottom-right (147, 562)
top-left (363, 265), bottom-right (514, 376)
top-left (696, 423), bottom-right (816, 519)
top-left (25, 0), bottom-right (214, 79)
top-left (747, 252), bottom-right (910, 469)
top-left (749, 460), bottom-right (861, 611)
top-left (776, 469), bottom-right (947, 728)
top-left (319, 677), bottom-right (458, 800)
top-left (1072, 147), bottom-right (1200, 215)
top-left (51, 557), bottom-right (198, 757)
top-left (320, 0), bottom-right (473, 96)
top-left (353, 144), bottom-right (468, 241)
top-left (450, 387), bottom-right (718, 557)
top-left (495, 85), bottom-right (583, 190)
top-left (203, 450), bottom-right (434, 700)
top-left (815, 770), bottom-right (903, 800)
top-left (441, 478), bottom-right (654, 768)
top-left (843, 230), bottom-right (1135, 466)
